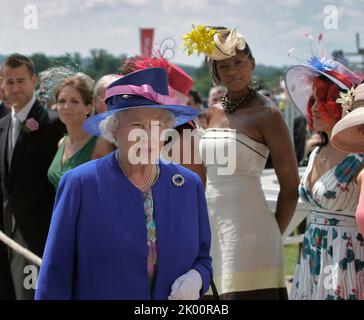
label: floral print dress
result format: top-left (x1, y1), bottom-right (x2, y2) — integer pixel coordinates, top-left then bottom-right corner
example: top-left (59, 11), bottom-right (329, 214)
top-left (290, 147), bottom-right (364, 300)
top-left (143, 190), bottom-right (158, 288)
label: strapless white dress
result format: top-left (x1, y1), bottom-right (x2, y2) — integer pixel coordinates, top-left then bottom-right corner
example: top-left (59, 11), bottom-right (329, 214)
top-left (200, 128), bottom-right (286, 295)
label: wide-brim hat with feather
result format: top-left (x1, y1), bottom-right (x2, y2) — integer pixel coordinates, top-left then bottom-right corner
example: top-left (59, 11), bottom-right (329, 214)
top-left (283, 39), bottom-right (362, 117)
top-left (331, 83), bottom-right (364, 153)
top-left (83, 67), bottom-right (198, 136)
top-left (182, 24), bottom-right (247, 61)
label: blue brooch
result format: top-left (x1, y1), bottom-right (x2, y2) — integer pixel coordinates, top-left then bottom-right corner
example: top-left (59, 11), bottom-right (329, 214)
top-left (172, 174), bottom-right (185, 187)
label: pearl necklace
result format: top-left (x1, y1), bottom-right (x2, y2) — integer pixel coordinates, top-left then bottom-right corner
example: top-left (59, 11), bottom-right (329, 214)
top-left (116, 153), bottom-right (158, 192)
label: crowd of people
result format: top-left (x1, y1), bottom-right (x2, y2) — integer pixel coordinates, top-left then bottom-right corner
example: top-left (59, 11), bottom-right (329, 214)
top-left (0, 24), bottom-right (364, 300)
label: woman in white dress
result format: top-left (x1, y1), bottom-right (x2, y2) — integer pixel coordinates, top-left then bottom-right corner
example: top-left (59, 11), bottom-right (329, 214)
top-left (183, 25), bottom-right (299, 299)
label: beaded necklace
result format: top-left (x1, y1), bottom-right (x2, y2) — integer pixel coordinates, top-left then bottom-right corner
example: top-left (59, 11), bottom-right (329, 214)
top-left (221, 88), bottom-right (257, 113)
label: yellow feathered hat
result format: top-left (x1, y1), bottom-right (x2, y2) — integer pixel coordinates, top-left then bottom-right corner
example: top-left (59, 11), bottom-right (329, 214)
top-left (182, 25), bottom-right (247, 61)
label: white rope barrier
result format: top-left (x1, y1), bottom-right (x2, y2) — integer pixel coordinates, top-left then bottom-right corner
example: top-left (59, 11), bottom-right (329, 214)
top-left (0, 231), bottom-right (42, 267)
top-left (0, 228), bottom-right (303, 267)
top-left (283, 234), bottom-right (304, 245)
top-left (0, 228), bottom-right (303, 266)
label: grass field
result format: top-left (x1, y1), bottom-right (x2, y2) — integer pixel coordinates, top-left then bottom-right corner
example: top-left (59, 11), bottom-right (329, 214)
top-left (284, 244), bottom-right (299, 277)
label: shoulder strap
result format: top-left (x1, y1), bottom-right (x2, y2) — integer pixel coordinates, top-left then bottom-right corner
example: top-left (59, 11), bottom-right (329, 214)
top-left (210, 279), bottom-right (220, 300)
top-left (352, 153), bottom-right (364, 163)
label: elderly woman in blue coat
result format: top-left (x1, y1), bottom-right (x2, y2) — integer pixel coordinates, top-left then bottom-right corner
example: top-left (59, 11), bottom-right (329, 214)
top-left (35, 68), bottom-right (212, 300)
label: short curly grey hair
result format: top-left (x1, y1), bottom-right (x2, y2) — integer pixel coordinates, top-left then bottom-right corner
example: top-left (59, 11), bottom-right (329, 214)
top-left (99, 108), bottom-right (176, 145)
top-left (99, 113), bottom-right (119, 145)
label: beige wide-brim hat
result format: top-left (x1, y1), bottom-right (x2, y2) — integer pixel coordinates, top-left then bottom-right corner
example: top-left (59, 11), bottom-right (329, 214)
top-left (331, 83), bottom-right (364, 153)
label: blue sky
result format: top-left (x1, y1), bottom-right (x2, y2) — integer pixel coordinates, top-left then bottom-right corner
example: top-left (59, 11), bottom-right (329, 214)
top-left (0, 0), bottom-right (363, 68)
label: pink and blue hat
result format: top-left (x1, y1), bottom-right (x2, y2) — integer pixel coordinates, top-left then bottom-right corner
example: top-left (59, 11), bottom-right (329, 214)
top-left (83, 67), bottom-right (198, 136)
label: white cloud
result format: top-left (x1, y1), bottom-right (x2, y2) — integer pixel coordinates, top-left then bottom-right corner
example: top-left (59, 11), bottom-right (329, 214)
top-left (275, 20), bottom-right (296, 29)
top-left (34, 0), bottom-right (74, 17)
top-left (124, 0), bottom-right (150, 5)
top-left (162, 0), bottom-right (209, 14)
top-left (221, 0), bottom-right (240, 4)
top-left (248, 0), bottom-right (303, 7)
top-left (102, 26), bottom-right (133, 36)
top-left (340, 6), bottom-right (363, 18)
top-left (81, 0), bottom-right (150, 10)
top-left (281, 0), bottom-right (304, 7)
top-left (340, 0), bottom-right (364, 6)
top-left (80, 0), bottom-right (119, 10)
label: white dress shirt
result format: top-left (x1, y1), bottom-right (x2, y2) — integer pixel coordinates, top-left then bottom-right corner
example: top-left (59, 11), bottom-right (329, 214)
top-left (8, 94), bottom-right (36, 165)
top-left (9, 94), bottom-right (36, 152)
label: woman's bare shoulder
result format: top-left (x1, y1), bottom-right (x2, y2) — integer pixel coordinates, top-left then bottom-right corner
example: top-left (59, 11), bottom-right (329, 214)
top-left (206, 104), bottom-right (226, 122)
top-left (207, 103), bottom-right (224, 114)
top-left (256, 96), bottom-right (283, 120)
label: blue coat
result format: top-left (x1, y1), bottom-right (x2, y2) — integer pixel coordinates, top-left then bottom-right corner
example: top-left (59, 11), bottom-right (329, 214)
top-left (35, 152), bottom-right (212, 300)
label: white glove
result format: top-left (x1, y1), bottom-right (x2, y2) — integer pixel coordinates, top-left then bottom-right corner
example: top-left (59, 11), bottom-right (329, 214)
top-left (168, 269), bottom-right (202, 300)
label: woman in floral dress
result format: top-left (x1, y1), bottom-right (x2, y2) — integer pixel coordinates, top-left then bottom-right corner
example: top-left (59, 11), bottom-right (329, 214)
top-left (284, 57), bottom-right (364, 299)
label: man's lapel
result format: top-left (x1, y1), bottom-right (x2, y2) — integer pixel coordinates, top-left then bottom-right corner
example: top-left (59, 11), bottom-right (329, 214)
top-left (8, 100), bottom-right (47, 185)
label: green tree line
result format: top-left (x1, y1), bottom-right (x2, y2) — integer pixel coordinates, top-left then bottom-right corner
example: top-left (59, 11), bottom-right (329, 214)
top-left (0, 49), bottom-right (285, 98)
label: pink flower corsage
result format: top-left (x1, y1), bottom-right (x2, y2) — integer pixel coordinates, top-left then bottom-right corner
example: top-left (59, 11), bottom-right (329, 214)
top-left (21, 118), bottom-right (39, 133)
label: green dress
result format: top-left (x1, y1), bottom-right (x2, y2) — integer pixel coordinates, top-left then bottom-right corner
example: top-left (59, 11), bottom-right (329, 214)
top-left (48, 135), bottom-right (98, 189)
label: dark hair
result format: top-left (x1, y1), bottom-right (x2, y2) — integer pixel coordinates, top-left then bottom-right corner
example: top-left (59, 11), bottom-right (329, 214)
top-left (55, 76), bottom-right (93, 106)
top-left (319, 131), bottom-right (329, 146)
top-left (3, 53), bottom-right (35, 77)
top-left (188, 90), bottom-right (202, 104)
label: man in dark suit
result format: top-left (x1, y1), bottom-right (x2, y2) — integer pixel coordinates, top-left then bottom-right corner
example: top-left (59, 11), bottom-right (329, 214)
top-left (0, 190), bottom-right (14, 300)
top-left (0, 100), bottom-right (9, 119)
top-left (0, 71), bottom-right (10, 119)
top-left (0, 54), bottom-right (65, 300)
top-left (0, 64), bottom-right (13, 299)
